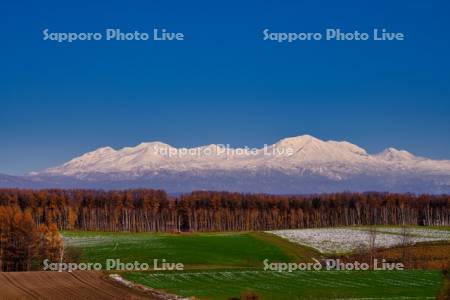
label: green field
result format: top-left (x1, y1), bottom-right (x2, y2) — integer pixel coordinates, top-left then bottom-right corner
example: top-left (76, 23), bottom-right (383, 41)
top-left (63, 230), bottom-right (446, 299)
top-left (63, 231), bottom-right (317, 268)
top-left (124, 269), bottom-right (443, 300)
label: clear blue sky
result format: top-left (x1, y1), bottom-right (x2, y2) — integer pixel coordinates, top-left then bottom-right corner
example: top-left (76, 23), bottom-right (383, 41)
top-left (1, 0), bottom-right (450, 175)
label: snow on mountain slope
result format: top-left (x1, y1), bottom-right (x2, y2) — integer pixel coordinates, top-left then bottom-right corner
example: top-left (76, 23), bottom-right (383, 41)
top-left (42, 135), bottom-right (450, 182)
top-left (376, 148), bottom-right (417, 161)
top-left (0, 135), bottom-right (448, 193)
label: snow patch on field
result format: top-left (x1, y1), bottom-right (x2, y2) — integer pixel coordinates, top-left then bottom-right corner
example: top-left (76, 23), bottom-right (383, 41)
top-left (269, 227), bottom-right (450, 253)
top-left (110, 274), bottom-right (188, 300)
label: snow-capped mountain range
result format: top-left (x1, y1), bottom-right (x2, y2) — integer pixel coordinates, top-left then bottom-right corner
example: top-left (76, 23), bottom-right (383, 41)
top-left (2, 135), bottom-right (450, 193)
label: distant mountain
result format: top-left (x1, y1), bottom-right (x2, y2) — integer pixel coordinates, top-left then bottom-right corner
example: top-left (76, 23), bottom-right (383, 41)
top-left (0, 173), bottom-right (42, 188)
top-left (2, 135), bottom-right (450, 194)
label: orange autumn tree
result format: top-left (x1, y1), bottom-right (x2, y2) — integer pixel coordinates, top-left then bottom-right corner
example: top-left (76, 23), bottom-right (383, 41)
top-left (0, 189), bottom-right (449, 233)
top-left (0, 205), bottom-right (63, 272)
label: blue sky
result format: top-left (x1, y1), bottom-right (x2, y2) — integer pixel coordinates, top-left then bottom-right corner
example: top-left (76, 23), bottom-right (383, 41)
top-left (1, 0), bottom-right (450, 175)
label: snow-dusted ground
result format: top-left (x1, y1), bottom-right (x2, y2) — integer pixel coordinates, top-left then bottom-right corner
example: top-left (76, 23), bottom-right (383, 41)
top-left (269, 227), bottom-right (450, 254)
top-left (368, 227), bottom-right (450, 239)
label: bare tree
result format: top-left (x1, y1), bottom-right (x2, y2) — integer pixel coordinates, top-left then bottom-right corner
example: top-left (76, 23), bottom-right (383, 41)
top-left (368, 226), bottom-right (378, 266)
top-left (400, 224), bottom-right (412, 266)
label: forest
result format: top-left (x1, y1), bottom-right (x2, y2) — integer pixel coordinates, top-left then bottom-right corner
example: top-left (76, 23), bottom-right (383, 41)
top-left (0, 189), bottom-right (448, 233)
top-left (1, 188), bottom-right (449, 271)
top-left (0, 205), bottom-right (62, 271)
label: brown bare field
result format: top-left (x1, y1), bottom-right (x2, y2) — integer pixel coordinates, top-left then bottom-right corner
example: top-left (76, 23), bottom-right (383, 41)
top-left (341, 241), bottom-right (450, 270)
top-left (376, 242), bottom-right (450, 269)
top-left (0, 271), bottom-right (153, 299)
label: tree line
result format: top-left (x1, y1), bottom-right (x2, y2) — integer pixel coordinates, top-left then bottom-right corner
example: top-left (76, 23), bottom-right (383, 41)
top-left (0, 205), bottom-right (62, 271)
top-left (0, 189), bottom-right (448, 233)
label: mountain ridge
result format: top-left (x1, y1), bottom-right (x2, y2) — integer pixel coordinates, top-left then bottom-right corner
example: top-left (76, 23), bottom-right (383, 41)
top-left (1, 135), bottom-right (450, 194)
top-left (41, 135), bottom-right (450, 176)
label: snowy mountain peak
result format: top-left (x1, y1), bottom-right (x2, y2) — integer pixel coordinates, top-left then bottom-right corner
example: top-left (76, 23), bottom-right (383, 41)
top-left (12, 134), bottom-right (450, 193)
top-left (271, 136), bottom-right (368, 163)
top-left (135, 141), bottom-right (172, 148)
top-left (40, 135), bottom-right (450, 189)
top-left (98, 146), bottom-right (115, 151)
top-left (90, 146), bottom-right (116, 154)
top-left (275, 135), bottom-right (321, 148)
top-left (70, 146), bottom-right (116, 161)
top-left (120, 141), bottom-right (173, 154)
top-left (376, 147), bottom-right (417, 161)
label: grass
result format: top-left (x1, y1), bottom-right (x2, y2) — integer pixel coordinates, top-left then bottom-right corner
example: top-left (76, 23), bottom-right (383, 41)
top-left (63, 229), bottom-right (448, 299)
top-left (251, 232), bottom-right (320, 262)
top-left (62, 231), bottom-right (301, 268)
top-left (123, 269), bottom-right (443, 300)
